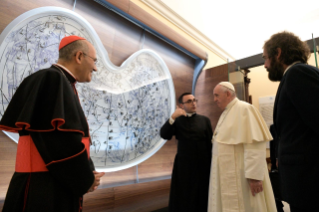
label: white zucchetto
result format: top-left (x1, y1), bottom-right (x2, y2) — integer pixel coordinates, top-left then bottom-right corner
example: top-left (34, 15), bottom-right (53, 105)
top-left (218, 81), bottom-right (235, 92)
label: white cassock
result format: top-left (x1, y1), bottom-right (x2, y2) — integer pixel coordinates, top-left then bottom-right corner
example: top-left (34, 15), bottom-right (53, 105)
top-left (208, 98), bottom-right (277, 212)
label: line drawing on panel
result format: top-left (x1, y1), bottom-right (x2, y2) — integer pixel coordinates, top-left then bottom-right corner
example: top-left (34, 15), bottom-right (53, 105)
top-left (0, 7), bottom-right (175, 172)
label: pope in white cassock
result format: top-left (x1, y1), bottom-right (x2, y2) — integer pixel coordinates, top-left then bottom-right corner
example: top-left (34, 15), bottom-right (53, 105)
top-left (208, 82), bottom-right (277, 212)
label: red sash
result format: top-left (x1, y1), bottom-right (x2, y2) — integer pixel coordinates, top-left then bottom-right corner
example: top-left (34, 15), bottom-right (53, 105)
top-left (15, 135), bottom-right (90, 172)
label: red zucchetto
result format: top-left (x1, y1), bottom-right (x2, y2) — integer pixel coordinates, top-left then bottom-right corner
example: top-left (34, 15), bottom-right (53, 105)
top-left (59, 35), bottom-right (86, 50)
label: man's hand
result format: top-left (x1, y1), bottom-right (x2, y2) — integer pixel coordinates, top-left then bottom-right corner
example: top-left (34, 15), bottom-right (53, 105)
top-left (248, 179), bottom-right (263, 196)
top-left (88, 171), bottom-right (105, 192)
top-left (171, 107), bottom-right (186, 120)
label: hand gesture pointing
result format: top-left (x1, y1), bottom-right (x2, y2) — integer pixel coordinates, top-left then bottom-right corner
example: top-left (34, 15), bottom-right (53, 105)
top-left (171, 106), bottom-right (187, 120)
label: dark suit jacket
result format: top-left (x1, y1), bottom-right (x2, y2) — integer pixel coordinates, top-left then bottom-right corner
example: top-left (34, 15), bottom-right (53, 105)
top-left (274, 63), bottom-right (319, 209)
top-left (269, 124), bottom-right (278, 171)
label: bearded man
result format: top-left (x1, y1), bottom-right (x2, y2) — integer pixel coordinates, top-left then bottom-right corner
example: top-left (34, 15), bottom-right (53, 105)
top-left (263, 31), bottom-right (319, 212)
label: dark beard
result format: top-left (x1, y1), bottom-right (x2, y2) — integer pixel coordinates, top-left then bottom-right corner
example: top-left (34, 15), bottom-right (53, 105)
top-left (267, 58), bottom-right (285, 82)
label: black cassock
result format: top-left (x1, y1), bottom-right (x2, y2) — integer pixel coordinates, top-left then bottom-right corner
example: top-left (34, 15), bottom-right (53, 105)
top-left (0, 66), bottom-right (95, 212)
top-left (160, 114), bottom-right (213, 212)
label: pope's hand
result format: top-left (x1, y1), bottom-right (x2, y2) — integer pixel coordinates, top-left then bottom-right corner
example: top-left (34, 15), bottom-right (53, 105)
top-left (171, 107), bottom-right (186, 120)
top-left (248, 179), bottom-right (263, 196)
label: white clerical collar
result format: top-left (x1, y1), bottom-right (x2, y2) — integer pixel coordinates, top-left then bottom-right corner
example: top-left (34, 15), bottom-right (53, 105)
top-left (186, 113), bottom-right (195, 117)
top-left (225, 97), bottom-right (238, 111)
top-left (283, 61), bottom-right (301, 76)
top-left (55, 63), bottom-right (77, 81)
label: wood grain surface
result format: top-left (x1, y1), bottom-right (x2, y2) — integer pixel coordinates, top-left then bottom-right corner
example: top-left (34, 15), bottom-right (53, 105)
top-left (195, 64), bottom-right (229, 130)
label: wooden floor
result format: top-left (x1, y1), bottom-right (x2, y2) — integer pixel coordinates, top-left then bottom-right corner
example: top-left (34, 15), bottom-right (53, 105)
top-left (82, 179), bottom-right (170, 212)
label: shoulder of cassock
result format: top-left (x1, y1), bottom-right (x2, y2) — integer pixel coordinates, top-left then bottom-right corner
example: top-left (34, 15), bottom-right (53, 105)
top-left (214, 98), bottom-right (272, 145)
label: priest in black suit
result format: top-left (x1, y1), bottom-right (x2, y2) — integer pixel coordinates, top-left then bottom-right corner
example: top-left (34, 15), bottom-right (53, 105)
top-left (263, 31), bottom-right (319, 212)
top-left (160, 93), bottom-right (213, 212)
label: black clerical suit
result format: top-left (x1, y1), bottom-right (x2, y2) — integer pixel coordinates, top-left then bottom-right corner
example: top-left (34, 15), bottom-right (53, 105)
top-left (0, 65), bottom-right (95, 212)
top-left (160, 114), bottom-right (213, 212)
top-left (274, 63), bottom-right (319, 211)
top-left (269, 125), bottom-right (284, 212)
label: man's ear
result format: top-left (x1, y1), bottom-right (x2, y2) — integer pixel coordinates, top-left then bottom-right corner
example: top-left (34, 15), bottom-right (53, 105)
top-left (179, 103), bottom-right (184, 109)
top-left (74, 51), bottom-right (83, 64)
top-left (276, 48), bottom-right (282, 60)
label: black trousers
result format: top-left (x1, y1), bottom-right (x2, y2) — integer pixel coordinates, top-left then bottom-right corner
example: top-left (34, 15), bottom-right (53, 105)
top-left (269, 171), bottom-right (284, 212)
top-left (290, 205), bottom-right (315, 212)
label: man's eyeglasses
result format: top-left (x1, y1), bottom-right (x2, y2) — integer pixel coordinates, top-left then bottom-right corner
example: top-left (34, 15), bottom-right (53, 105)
top-left (83, 53), bottom-right (98, 65)
top-left (182, 99), bottom-right (198, 104)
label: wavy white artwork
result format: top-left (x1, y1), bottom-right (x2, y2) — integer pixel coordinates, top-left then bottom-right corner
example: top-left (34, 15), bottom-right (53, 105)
top-left (0, 7), bottom-right (175, 172)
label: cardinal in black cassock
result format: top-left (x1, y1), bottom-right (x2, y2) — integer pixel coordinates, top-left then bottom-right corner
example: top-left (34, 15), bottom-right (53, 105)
top-left (0, 36), bottom-right (104, 212)
top-left (160, 93), bottom-right (213, 212)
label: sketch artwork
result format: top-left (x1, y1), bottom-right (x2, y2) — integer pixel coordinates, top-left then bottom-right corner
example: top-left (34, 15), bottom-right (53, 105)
top-left (0, 7), bottom-right (175, 172)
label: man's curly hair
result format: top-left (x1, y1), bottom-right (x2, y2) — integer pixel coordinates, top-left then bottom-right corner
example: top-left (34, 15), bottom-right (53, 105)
top-left (263, 31), bottom-right (310, 65)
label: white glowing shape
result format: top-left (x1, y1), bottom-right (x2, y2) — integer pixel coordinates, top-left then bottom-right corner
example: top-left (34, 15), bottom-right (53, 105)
top-left (0, 7), bottom-right (175, 172)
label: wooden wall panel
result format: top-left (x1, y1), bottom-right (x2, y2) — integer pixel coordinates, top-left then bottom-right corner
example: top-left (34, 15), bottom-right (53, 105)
top-left (83, 179), bottom-right (170, 212)
top-left (75, 0), bottom-right (144, 67)
top-left (126, 1), bottom-right (207, 60)
top-left (195, 64), bottom-right (229, 130)
top-left (113, 179), bottom-right (170, 212)
top-left (0, 0), bottom-right (73, 32)
top-left (92, 0), bottom-right (208, 60)
top-left (83, 187), bottom-right (115, 211)
top-left (104, 0), bottom-right (131, 13)
top-left (137, 140), bottom-right (176, 181)
top-left (0, 132), bottom-right (16, 201)
top-left (143, 32), bottom-right (195, 98)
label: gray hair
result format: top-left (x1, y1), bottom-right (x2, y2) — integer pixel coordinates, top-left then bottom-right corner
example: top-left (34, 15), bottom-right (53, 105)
top-left (58, 40), bottom-right (89, 61)
top-left (219, 85), bottom-right (236, 97)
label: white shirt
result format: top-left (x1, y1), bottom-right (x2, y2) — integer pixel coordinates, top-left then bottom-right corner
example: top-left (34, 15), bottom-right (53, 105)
top-left (55, 63), bottom-right (77, 81)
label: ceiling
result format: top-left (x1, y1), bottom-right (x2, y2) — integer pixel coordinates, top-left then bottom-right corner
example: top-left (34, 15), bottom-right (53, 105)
top-left (161, 0), bottom-right (319, 60)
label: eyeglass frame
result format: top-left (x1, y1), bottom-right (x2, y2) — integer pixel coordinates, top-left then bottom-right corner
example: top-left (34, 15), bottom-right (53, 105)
top-left (83, 52), bottom-right (98, 65)
top-left (182, 98), bottom-right (198, 104)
